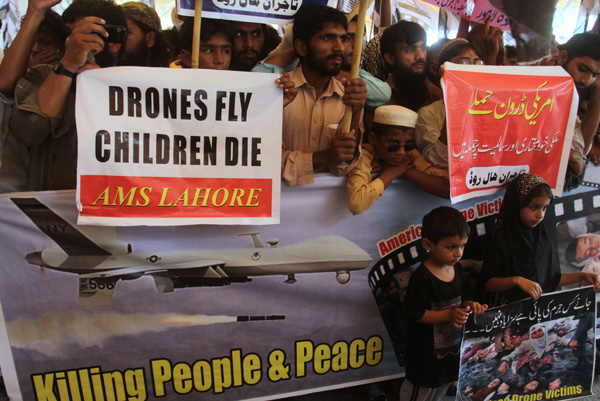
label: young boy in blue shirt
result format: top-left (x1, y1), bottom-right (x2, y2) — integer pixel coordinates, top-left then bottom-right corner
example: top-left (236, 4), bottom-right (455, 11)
top-left (401, 206), bottom-right (487, 401)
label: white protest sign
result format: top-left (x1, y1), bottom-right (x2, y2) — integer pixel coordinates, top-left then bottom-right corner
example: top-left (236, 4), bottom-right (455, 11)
top-left (76, 67), bottom-right (282, 226)
top-left (177, 0), bottom-right (335, 25)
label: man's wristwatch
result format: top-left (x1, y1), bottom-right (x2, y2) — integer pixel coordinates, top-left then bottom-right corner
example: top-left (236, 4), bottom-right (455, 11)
top-left (52, 62), bottom-right (77, 79)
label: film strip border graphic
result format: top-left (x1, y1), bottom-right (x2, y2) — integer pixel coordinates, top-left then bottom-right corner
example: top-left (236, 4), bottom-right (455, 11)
top-left (582, 180), bottom-right (600, 189)
top-left (545, 188), bottom-right (600, 227)
top-left (545, 187), bottom-right (600, 275)
top-left (368, 212), bottom-right (499, 294)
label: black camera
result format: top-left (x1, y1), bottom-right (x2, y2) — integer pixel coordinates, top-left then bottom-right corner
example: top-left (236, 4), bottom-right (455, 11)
top-left (101, 24), bottom-right (127, 44)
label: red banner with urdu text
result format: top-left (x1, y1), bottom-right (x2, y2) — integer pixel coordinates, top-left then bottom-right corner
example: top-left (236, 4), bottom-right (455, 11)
top-left (442, 64), bottom-right (578, 203)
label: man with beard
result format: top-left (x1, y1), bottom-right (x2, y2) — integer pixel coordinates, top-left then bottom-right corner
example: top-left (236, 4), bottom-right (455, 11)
top-left (228, 21), bottom-right (267, 71)
top-left (380, 21), bottom-right (442, 112)
top-left (118, 1), bottom-right (169, 67)
top-left (557, 33), bottom-right (600, 182)
top-left (337, 16), bottom-right (391, 109)
top-left (363, 21), bottom-right (442, 135)
top-left (282, 5), bottom-right (366, 186)
top-left (252, 16), bottom-right (390, 109)
top-left (0, 0), bottom-right (126, 191)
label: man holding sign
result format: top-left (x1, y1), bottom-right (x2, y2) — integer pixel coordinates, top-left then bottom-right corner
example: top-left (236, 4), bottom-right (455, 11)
top-left (281, 5), bottom-right (367, 186)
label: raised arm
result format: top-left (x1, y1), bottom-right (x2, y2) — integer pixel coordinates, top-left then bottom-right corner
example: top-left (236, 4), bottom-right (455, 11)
top-left (38, 16), bottom-right (108, 117)
top-left (0, 0), bottom-right (60, 96)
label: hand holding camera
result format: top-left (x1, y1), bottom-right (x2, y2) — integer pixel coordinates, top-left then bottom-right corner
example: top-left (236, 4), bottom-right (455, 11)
top-left (60, 17), bottom-right (127, 74)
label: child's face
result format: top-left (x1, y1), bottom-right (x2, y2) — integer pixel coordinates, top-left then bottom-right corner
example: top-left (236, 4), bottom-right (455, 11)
top-left (198, 33), bottom-right (232, 70)
top-left (524, 380), bottom-right (539, 392)
top-left (498, 383), bottom-right (509, 393)
top-left (519, 196), bottom-right (551, 228)
top-left (425, 234), bottom-right (468, 268)
top-left (370, 126), bottom-right (416, 166)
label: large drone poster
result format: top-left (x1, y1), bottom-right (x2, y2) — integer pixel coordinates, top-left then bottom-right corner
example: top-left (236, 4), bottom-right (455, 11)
top-left (0, 175), bottom-right (420, 401)
top-left (3, 177), bottom-right (600, 400)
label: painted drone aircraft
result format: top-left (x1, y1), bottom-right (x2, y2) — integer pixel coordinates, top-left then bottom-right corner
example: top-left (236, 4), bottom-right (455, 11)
top-left (12, 198), bottom-right (372, 306)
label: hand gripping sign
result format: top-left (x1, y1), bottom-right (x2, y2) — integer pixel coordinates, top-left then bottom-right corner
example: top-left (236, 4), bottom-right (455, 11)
top-left (76, 67), bottom-right (282, 226)
top-left (441, 64), bottom-right (577, 203)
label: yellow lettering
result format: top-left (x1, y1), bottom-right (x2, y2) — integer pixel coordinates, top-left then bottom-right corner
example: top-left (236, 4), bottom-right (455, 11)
top-left (192, 188), bottom-right (212, 207)
top-left (136, 187), bottom-right (152, 206)
top-left (211, 357), bottom-right (232, 394)
top-left (172, 363), bottom-right (193, 394)
top-left (243, 354), bottom-right (261, 385)
top-left (349, 338), bottom-right (365, 369)
top-left (124, 369), bottom-right (146, 401)
top-left (158, 188), bottom-right (173, 207)
top-left (92, 187), bottom-right (111, 206)
top-left (112, 187), bottom-right (138, 206)
top-left (229, 188), bottom-right (245, 207)
top-left (313, 344), bottom-right (331, 374)
top-left (173, 188), bottom-right (190, 207)
top-left (192, 361), bottom-right (212, 392)
top-left (231, 350), bottom-right (242, 387)
top-left (102, 371), bottom-right (125, 401)
top-left (366, 336), bottom-right (383, 366)
top-left (33, 373), bottom-right (57, 401)
top-left (331, 342), bottom-right (348, 371)
top-left (151, 359), bottom-right (172, 397)
top-left (246, 188), bottom-right (261, 206)
top-left (212, 188), bottom-right (229, 207)
top-left (295, 340), bottom-right (313, 378)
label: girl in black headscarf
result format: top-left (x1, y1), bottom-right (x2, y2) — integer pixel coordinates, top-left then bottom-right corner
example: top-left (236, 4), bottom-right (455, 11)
top-left (480, 173), bottom-right (599, 307)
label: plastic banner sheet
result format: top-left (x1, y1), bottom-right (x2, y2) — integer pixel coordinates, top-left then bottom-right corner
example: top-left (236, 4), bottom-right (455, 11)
top-left (4, 175), bottom-right (600, 400)
top-left (75, 67), bottom-right (282, 226)
top-left (176, 0), bottom-right (335, 25)
top-left (459, 287), bottom-right (596, 401)
top-left (442, 64), bottom-right (577, 203)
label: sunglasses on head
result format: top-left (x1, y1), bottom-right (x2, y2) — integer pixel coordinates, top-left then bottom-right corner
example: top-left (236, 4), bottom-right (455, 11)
top-left (385, 141), bottom-right (417, 152)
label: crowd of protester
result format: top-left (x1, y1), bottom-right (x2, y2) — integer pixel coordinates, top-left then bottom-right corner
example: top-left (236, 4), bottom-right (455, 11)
top-left (0, 1), bottom-right (599, 400)
top-left (0, 0), bottom-right (597, 211)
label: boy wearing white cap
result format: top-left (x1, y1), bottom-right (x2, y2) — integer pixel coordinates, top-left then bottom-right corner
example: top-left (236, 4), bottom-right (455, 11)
top-left (346, 105), bottom-right (449, 215)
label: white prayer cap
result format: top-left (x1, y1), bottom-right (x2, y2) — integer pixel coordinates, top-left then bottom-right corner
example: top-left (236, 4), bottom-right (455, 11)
top-left (373, 105), bottom-right (418, 128)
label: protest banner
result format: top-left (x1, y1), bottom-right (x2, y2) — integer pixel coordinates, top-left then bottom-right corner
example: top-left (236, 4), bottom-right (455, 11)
top-left (458, 287), bottom-right (596, 401)
top-left (0, 173), bottom-right (512, 401)
top-left (0, 175), bottom-right (411, 401)
top-left (441, 64), bottom-right (578, 203)
top-left (2, 175), bottom-right (600, 400)
top-left (470, 0), bottom-right (510, 29)
top-left (177, 0), bottom-right (334, 24)
top-left (420, 0), bottom-right (469, 18)
top-left (75, 67), bottom-right (282, 226)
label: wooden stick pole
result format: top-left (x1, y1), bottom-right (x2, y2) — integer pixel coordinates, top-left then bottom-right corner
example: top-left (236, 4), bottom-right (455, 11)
top-left (191, 0), bottom-right (203, 69)
top-left (340, 0), bottom-right (368, 134)
top-left (346, 0), bottom-right (374, 22)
